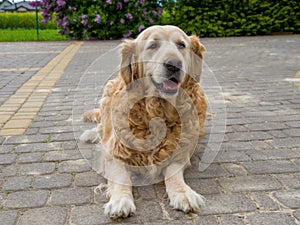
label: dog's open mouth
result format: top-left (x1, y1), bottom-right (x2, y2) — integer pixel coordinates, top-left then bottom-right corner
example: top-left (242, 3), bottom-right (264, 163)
top-left (152, 77), bottom-right (180, 95)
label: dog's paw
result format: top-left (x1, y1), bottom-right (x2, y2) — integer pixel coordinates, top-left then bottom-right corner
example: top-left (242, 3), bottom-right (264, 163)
top-left (104, 195), bottom-right (136, 219)
top-left (80, 128), bottom-right (99, 143)
top-left (169, 187), bottom-right (205, 213)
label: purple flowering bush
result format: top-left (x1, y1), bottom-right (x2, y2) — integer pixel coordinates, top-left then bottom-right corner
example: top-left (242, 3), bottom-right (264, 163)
top-left (37, 0), bottom-right (163, 40)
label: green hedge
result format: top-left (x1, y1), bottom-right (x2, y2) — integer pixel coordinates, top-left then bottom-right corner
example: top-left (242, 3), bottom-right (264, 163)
top-left (0, 12), bottom-right (57, 30)
top-left (162, 0), bottom-right (300, 37)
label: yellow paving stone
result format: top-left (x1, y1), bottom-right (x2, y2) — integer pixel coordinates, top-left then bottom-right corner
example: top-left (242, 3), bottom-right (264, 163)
top-left (0, 111), bottom-right (12, 116)
top-left (0, 105), bottom-right (20, 112)
top-left (26, 97), bottom-right (47, 102)
top-left (5, 97), bottom-right (27, 104)
top-left (0, 128), bottom-right (26, 136)
top-left (3, 119), bottom-right (32, 129)
top-left (15, 112), bottom-right (37, 116)
top-left (18, 107), bottom-right (41, 113)
top-left (0, 114), bottom-right (12, 124)
top-left (14, 112), bottom-right (37, 119)
top-left (22, 101), bottom-right (44, 108)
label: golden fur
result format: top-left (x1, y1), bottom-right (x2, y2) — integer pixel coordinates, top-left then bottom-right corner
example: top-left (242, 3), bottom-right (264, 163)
top-left (81, 25), bottom-right (207, 218)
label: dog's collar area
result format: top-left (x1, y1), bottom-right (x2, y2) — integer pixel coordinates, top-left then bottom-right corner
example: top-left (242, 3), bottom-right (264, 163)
top-left (151, 77), bottom-right (180, 95)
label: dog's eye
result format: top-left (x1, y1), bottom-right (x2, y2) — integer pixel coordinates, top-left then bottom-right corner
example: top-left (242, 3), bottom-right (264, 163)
top-left (177, 42), bottom-right (186, 49)
top-left (148, 42), bottom-right (158, 50)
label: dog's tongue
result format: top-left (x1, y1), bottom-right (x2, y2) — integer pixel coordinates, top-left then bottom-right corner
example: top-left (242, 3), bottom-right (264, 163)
top-left (163, 80), bottom-right (179, 90)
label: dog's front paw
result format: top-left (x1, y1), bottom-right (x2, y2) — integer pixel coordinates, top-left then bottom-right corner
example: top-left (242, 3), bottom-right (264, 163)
top-left (80, 128), bottom-right (99, 143)
top-left (169, 187), bottom-right (205, 213)
top-left (104, 195), bottom-right (136, 219)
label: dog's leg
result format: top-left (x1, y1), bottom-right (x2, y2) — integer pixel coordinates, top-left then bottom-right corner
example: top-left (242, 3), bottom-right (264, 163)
top-left (104, 181), bottom-right (136, 219)
top-left (165, 163), bottom-right (205, 213)
top-left (103, 161), bottom-right (136, 219)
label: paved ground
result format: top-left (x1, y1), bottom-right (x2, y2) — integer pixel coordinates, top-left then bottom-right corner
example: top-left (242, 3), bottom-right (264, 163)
top-left (0, 35), bottom-right (300, 225)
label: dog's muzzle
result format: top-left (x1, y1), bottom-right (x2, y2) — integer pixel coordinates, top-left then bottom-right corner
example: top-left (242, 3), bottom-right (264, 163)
top-left (152, 57), bottom-right (183, 95)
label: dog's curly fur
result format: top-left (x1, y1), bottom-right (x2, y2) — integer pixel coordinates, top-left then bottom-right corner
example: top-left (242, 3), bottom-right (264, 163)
top-left (81, 25), bottom-right (207, 219)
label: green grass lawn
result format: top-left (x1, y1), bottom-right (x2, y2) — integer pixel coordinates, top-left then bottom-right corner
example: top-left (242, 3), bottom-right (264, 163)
top-left (0, 29), bottom-right (70, 42)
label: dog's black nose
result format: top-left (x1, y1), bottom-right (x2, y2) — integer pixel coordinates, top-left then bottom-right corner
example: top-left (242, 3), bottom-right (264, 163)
top-left (163, 57), bottom-right (182, 73)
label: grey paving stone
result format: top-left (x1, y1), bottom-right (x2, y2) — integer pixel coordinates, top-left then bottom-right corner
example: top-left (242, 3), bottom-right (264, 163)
top-left (34, 173), bottom-right (73, 189)
top-left (268, 130), bottom-right (288, 138)
top-left (0, 154), bottom-right (17, 165)
top-left (19, 207), bottom-right (67, 225)
top-left (251, 192), bottom-right (280, 211)
top-left (14, 143), bottom-right (61, 153)
top-left (247, 212), bottom-right (297, 225)
top-left (246, 122), bottom-right (287, 131)
top-left (145, 220), bottom-right (193, 225)
top-left (49, 187), bottom-right (92, 206)
top-left (70, 205), bottom-right (111, 225)
top-left (2, 164), bottom-right (20, 177)
top-left (250, 140), bottom-right (274, 150)
top-left (221, 141), bottom-right (253, 151)
top-left (186, 163), bottom-right (229, 179)
top-left (44, 150), bottom-right (83, 161)
top-left (219, 175), bottom-right (282, 193)
top-left (5, 134), bottom-right (52, 145)
top-left (0, 145), bottom-right (14, 153)
top-left (3, 176), bottom-right (32, 191)
top-left (0, 210), bottom-right (19, 225)
top-left (222, 163), bottom-right (248, 176)
top-left (287, 121), bottom-right (300, 128)
top-left (275, 173), bottom-right (300, 189)
top-left (0, 193), bottom-right (5, 207)
top-left (271, 137), bottom-right (300, 148)
top-left (242, 160), bottom-right (300, 174)
top-left (220, 214), bottom-right (245, 225)
top-left (246, 149), bottom-right (299, 161)
top-left (226, 131), bottom-right (272, 141)
top-left (282, 129), bottom-right (300, 137)
top-left (136, 185), bottom-right (157, 200)
top-left (273, 189), bottom-right (300, 208)
top-left (58, 159), bottom-right (91, 173)
top-left (200, 194), bottom-right (256, 215)
top-left (215, 150), bottom-right (251, 162)
top-left (39, 126), bottom-right (75, 134)
top-left (17, 152), bottom-right (42, 163)
top-left (50, 133), bottom-right (76, 142)
top-left (61, 141), bottom-right (78, 150)
top-left (5, 190), bottom-right (48, 209)
top-left (136, 200), bottom-right (163, 222)
top-left (187, 178), bottom-right (220, 195)
top-left (194, 215), bottom-right (219, 225)
top-left (294, 158), bottom-right (300, 167)
top-left (231, 125), bottom-right (248, 132)
top-left (75, 171), bottom-right (104, 187)
top-left (293, 210), bottom-right (300, 222)
top-left (25, 127), bottom-right (39, 135)
top-left (20, 162), bottom-right (56, 175)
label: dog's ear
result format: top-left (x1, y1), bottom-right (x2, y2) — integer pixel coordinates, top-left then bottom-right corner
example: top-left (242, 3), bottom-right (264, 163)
top-left (120, 39), bottom-right (137, 85)
top-left (189, 35), bottom-right (206, 82)
top-left (190, 35), bottom-right (206, 59)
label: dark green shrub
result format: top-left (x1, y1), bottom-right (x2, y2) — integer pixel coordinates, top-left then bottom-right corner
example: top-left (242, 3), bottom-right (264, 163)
top-left (161, 0), bottom-right (300, 37)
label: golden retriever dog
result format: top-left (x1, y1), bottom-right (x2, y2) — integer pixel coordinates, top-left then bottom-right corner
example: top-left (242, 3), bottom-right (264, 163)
top-left (80, 25), bottom-right (207, 219)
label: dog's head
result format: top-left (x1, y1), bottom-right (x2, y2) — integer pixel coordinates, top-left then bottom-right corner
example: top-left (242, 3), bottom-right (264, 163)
top-left (120, 25), bottom-right (206, 96)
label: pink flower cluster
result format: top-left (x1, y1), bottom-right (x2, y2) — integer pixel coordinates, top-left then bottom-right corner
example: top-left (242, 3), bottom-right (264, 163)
top-left (37, 0), bottom-right (163, 40)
